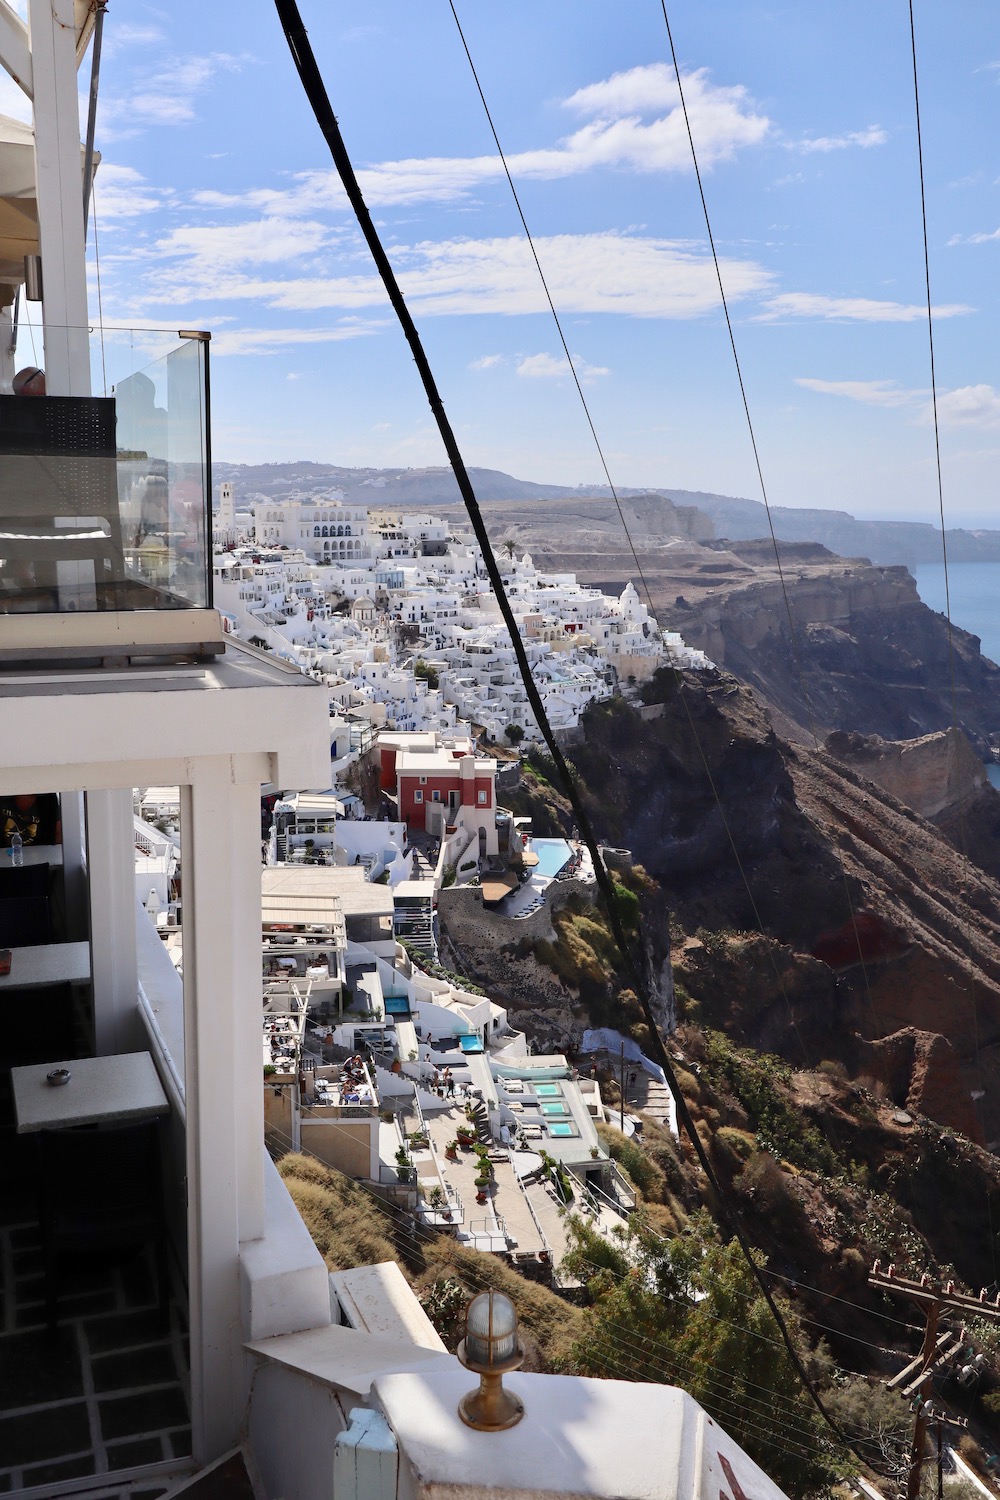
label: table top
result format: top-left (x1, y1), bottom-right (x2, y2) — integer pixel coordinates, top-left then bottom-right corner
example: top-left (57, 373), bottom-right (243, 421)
top-left (0, 940), bottom-right (90, 990)
top-left (12, 1049), bottom-right (169, 1133)
top-left (1, 844), bottom-right (63, 868)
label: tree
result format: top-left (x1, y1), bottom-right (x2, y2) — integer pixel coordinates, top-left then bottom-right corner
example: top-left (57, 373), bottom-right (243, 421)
top-left (505, 723), bottom-right (524, 744)
top-left (414, 659), bottom-right (439, 689)
top-left (563, 1212), bottom-right (846, 1498)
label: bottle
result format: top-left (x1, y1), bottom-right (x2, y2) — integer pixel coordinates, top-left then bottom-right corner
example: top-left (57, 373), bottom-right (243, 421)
top-left (10, 832), bottom-right (22, 867)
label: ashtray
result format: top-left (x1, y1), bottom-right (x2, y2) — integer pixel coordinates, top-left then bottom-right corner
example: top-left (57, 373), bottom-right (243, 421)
top-left (46, 1068), bottom-right (71, 1087)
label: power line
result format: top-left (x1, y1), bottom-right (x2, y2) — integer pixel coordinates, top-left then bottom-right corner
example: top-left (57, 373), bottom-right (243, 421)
top-left (906, 0), bottom-right (993, 1282)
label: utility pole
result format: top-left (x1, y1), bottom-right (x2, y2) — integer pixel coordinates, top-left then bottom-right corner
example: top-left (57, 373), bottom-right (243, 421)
top-left (620, 1039), bottom-right (625, 1134)
top-left (869, 1266), bottom-right (1000, 1500)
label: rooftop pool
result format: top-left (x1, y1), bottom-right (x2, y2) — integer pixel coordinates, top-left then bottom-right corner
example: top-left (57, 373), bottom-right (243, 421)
top-left (532, 838), bottom-right (572, 880)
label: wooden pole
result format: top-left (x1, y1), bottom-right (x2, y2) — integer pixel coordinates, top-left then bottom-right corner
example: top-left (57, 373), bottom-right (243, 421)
top-left (906, 1298), bottom-right (940, 1500)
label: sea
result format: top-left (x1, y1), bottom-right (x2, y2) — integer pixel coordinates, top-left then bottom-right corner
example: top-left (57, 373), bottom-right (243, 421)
top-left (913, 562), bottom-right (1000, 787)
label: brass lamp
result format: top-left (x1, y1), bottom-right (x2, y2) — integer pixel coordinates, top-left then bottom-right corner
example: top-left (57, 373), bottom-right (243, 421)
top-left (457, 1290), bottom-right (524, 1430)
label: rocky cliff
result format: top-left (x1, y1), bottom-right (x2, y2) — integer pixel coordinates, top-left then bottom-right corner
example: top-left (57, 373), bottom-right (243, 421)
top-left (445, 677), bottom-right (1000, 1143)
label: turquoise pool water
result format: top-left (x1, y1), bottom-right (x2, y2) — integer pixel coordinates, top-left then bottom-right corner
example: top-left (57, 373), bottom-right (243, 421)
top-left (548, 1122), bottom-right (579, 1138)
top-left (541, 1103), bottom-right (570, 1118)
top-left (533, 838), bottom-right (572, 879)
top-left (535, 1083), bottom-right (562, 1098)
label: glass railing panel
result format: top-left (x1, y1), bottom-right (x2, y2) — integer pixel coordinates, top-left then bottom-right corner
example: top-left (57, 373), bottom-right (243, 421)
top-left (0, 328), bottom-right (211, 615)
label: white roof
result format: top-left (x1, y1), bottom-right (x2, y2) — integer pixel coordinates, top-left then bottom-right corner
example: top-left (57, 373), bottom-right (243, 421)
top-left (329, 1263), bottom-right (446, 1352)
top-left (262, 865), bottom-right (393, 918)
top-left (283, 792), bottom-right (346, 817)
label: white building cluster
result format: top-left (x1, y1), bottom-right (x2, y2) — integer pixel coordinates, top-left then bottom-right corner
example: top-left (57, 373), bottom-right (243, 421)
top-left (213, 493), bottom-right (711, 752)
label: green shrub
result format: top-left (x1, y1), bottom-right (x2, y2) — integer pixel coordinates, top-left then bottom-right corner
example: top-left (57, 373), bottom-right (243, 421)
top-left (596, 1121), bottom-right (667, 1202)
top-left (703, 1031), bottom-right (838, 1175)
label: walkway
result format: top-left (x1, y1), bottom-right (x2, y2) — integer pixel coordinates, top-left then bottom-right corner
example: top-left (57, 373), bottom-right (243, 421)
top-left (629, 1069), bottom-right (678, 1138)
top-left (423, 1103), bottom-right (546, 1256)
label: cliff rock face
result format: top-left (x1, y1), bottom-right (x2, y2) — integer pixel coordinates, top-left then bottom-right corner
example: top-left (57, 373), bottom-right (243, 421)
top-left (856, 1027), bottom-right (982, 1141)
top-left (823, 726), bottom-right (987, 820)
top-left (686, 574), bottom-right (1000, 757)
top-left (563, 682), bottom-right (1000, 1141)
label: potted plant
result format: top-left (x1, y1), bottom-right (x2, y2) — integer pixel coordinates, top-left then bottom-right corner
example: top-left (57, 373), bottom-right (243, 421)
top-left (456, 1126), bottom-right (475, 1148)
top-left (428, 1185), bottom-right (446, 1211)
top-left (263, 1063), bottom-right (276, 1078)
top-left (445, 1139), bottom-right (459, 1160)
top-left (395, 1146), bottom-right (413, 1183)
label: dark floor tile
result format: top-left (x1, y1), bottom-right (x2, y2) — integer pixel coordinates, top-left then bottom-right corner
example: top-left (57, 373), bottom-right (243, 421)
top-left (106, 1436), bottom-right (166, 1470)
top-left (119, 1253), bottom-right (156, 1305)
top-left (12, 1246), bottom-right (42, 1277)
top-left (0, 1324), bottom-right (81, 1404)
top-left (92, 1344), bottom-right (179, 1394)
top-left (20, 1453), bottom-right (96, 1486)
top-left (0, 1401), bottom-right (90, 1467)
top-left (86, 1309), bottom-right (174, 1355)
top-left (170, 1427), bottom-right (193, 1459)
top-left (8, 1224), bottom-right (40, 1249)
top-left (99, 1385), bottom-right (189, 1442)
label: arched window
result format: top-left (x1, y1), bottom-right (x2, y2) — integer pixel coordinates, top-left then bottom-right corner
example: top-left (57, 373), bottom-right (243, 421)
top-left (336, 525), bottom-right (344, 537)
top-left (313, 526), bottom-right (321, 537)
top-left (321, 525), bottom-right (329, 537)
top-left (344, 525), bottom-right (352, 537)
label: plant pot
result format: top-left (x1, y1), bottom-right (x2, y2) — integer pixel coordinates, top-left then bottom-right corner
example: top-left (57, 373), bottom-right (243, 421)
top-left (476, 1190), bottom-right (487, 1204)
top-left (445, 1147), bottom-right (458, 1161)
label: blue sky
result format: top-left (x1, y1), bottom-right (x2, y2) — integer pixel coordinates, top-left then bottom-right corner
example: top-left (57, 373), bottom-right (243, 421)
top-left (7, 1), bottom-right (1000, 522)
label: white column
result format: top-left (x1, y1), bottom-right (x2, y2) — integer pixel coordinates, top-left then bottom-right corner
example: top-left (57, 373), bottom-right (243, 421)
top-left (182, 760), bottom-right (264, 1462)
top-left (86, 788), bottom-right (140, 1055)
top-left (27, 0), bottom-right (90, 395)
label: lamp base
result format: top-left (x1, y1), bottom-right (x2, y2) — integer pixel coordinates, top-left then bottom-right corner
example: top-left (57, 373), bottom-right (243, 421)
top-left (458, 1376), bottom-right (524, 1431)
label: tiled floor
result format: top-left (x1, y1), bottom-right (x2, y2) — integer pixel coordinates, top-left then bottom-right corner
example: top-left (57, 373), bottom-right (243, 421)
top-left (0, 1159), bottom-right (191, 1496)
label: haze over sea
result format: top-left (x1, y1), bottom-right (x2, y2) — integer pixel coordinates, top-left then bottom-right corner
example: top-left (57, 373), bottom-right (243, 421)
top-left (915, 563), bottom-right (1000, 785)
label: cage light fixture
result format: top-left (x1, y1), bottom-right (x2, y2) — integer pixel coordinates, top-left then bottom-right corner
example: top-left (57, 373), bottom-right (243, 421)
top-left (457, 1289), bottom-right (524, 1431)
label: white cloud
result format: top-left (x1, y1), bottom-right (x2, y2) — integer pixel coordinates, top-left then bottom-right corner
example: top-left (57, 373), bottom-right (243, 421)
top-left (470, 354), bottom-right (504, 369)
top-left (209, 325), bottom-right (383, 357)
top-left (797, 376), bottom-right (1000, 429)
top-left (760, 292), bottom-right (972, 322)
top-left (963, 227), bottom-right (1000, 244)
top-left (798, 126), bottom-right (886, 153)
top-left (563, 62), bottom-right (681, 117)
top-left (142, 231), bottom-right (772, 321)
top-left (516, 352), bottom-right (609, 382)
top-left (194, 67), bottom-right (768, 217)
top-left (796, 377), bottom-right (920, 407)
top-left (153, 218), bottom-right (332, 267)
top-left (103, 23), bottom-right (167, 56)
top-left (935, 384), bottom-right (1000, 426)
top-left (92, 164), bottom-right (166, 220)
top-left (100, 53), bottom-right (250, 138)
top-left (0, 69), bottom-right (31, 125)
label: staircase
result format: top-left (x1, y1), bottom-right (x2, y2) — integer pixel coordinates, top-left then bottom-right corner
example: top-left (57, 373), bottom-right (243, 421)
top-left (469, 1096), bottom-right (491, 1145)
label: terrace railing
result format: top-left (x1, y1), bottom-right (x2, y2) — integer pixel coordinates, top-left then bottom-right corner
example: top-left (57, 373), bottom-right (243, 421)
top-left (0, 330), bottom-right (213, 635)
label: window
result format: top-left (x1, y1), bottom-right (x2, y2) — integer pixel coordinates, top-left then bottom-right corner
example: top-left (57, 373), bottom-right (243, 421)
top-left (432, 790), bottom-right (441, 802)
top-left (414, 790), bottom-right (423, 804)
top-left (478, 790), bottom-right (488, 805)
top-left (419, 776), bottom-right (427, 785)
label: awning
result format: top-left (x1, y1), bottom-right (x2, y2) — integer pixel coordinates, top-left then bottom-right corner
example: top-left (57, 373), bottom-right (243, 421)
top-left (481, 871), bottom-right (518, 903)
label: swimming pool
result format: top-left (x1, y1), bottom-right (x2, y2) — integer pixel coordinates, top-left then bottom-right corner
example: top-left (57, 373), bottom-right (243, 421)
top-left (532, 838), bottom-right (572, 880)
top-left (548, 1122), bottom-right (579, 1138)
top-left (535, 1082), bottom-right (562, 1098)
top-left (541, 1103), bottom-right (570, 1118)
